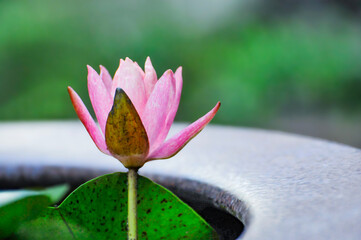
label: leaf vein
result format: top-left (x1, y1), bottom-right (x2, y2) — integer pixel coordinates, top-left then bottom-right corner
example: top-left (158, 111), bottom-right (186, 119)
top-left (58, 208), bottom-right (77, 239)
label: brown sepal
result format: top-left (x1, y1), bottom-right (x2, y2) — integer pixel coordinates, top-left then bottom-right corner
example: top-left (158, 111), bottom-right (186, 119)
top-left (105, 88), bottom-right (149, 168)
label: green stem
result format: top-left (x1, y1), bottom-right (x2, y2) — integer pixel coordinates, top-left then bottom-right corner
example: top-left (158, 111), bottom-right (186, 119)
top-left (128, 168), bottom-right (138, 240)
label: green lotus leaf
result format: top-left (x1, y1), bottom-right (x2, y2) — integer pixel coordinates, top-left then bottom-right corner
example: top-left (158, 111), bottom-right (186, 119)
top-left (15, 172), bottom-right (218, 239)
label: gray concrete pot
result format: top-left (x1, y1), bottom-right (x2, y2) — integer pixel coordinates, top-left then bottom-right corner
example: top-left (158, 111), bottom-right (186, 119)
top-left (0, 121), bottom-right (360, 240)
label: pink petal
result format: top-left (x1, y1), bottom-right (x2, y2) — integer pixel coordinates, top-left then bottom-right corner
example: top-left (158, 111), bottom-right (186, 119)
top-left (151, 67), bottom-right (183, 148)
top-left (99, 65), bottom-right (113, 93)
top-left (87, 65), bottom-right (113, 135)
top-left (143, 57), bottom-right (158, 99)
top-left (134, 61), bottom-right (145, 78)
top-left (141, 70), bottom-right (176, 152)
top-left (147, 102), bottom-right (221, 160)
top-left (67, 86), bottom-right (110, 155)
top-left (111, 58), bottom-right (147, 115)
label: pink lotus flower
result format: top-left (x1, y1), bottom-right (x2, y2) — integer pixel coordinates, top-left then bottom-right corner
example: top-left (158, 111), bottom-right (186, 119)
top-left (68, 57), bottom-right (220, 168)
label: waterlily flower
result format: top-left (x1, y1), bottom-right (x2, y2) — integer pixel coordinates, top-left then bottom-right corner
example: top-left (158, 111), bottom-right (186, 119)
top-left (68, 57), bottom-right (220, 168)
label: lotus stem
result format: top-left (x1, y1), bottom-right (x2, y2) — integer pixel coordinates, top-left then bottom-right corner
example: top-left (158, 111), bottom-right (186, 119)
top-left (128, 168), bottom-right (138, 240)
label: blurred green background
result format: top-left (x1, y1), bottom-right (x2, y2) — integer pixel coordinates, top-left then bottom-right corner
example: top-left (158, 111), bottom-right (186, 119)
top-left (1, 0), bottom-right (361, 147)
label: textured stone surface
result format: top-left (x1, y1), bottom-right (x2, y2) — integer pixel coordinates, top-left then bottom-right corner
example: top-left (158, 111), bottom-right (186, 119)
top-left (0, 121), bottom-right (361, 240)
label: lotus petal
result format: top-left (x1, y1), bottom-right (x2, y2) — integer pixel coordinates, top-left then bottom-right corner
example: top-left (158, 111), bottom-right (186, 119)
top-left (67, 87), bottom-right (110, 155)
top-left (148, 102), bottom-right (221, 160)
top-left (112, 58), bottom-right (147, 115)
top-left (99, 65), bottom-right (113, 94)
top-left (153, 67), bottom-right (183, 148)
top-left (143, 57), bottom-right (157, 99)
top-left (87, 65), bottom-right (113, 135)
top-left (141, 70), bottom-right (176, 152)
